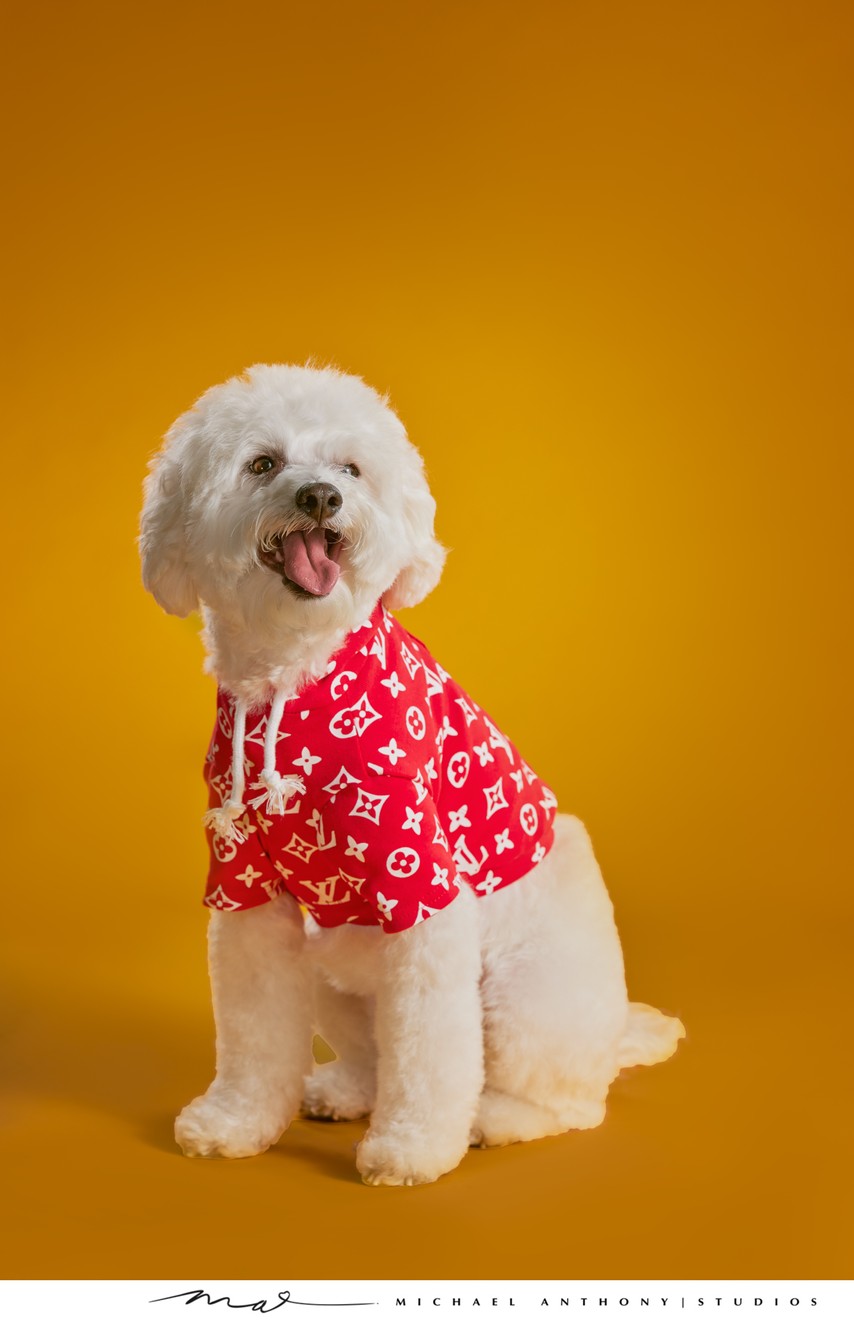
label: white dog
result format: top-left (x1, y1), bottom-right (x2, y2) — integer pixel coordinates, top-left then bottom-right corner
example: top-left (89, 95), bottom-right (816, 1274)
top-left (140, 363), bottom-right (684, 1186)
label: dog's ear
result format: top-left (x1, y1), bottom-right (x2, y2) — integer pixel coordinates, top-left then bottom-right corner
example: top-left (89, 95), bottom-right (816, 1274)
top-left (140, 442), bottom-right (200, 618)
top-left (384, 473), bottom-right (447, 611)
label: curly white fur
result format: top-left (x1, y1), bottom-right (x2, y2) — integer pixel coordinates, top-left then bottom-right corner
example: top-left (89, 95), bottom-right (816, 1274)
top-left (141, 362), bottom-right (684, 1186)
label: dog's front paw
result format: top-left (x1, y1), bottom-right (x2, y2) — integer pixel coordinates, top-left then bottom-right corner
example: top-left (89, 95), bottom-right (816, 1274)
top-left (356, 1126), bottom-right (466, 1187)
top-left (175, 1088), bottom-right (286, 1159)
top-left (303, 1063), bottom-right (374, 1121)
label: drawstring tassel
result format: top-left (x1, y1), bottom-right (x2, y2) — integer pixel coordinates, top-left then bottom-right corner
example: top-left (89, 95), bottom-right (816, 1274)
top-left (203, 689), bottom-right (298, 841)
top-left (203, 697), bottom-right (248, 843)
top-left (203, 797), bottom-right (247, 843)
top-left (248, 770), bottom-right (306, 816)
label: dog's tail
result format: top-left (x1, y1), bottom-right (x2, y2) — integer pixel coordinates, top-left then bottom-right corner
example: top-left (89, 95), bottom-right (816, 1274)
top-left (617, 1002), bottom-right (685, 1070)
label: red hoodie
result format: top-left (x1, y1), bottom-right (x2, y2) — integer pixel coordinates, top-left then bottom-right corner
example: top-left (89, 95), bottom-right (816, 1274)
top-left (204, 604), bottom-right (557, 933)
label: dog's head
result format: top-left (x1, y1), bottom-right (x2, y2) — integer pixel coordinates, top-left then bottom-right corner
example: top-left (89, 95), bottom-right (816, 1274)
top-left (140, 364), bottom-right (445, 628)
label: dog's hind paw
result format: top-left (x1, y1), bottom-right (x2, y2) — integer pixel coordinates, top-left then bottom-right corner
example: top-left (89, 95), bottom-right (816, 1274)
top-left (303, 1063), bottom-right (374, 1121)
top-left (175, 1089), bottom-right (285, 1159)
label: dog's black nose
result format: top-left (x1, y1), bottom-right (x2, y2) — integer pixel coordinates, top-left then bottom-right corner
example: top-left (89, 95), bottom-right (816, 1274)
top-left (295, 482), bottom-right (343, 524)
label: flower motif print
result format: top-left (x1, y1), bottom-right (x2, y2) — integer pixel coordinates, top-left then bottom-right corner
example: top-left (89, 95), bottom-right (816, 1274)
top-left (212, 835), bottom-right (238, 863)
top-left (519, 803), bottom-right (539, 836)
top-left (405, 706), bottom-right (427, 741)
top-left (386, 847), bottom-right (420, 878)
top-left (329, 669), bottom-right (358, 701)
top-left (446, 751), bottom-right (470, 789)
top-left (329, 694), bottom-right (381, 739)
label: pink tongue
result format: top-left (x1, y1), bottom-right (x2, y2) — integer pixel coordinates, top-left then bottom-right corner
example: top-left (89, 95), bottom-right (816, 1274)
top-left (280, 528), bottom-right (341, 596)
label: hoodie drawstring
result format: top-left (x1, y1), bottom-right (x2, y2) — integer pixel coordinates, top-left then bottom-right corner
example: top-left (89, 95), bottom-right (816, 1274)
top-left (203, 692), bottom-right (305, 845)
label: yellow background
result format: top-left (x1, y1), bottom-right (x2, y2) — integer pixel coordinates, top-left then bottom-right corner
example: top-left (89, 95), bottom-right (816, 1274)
top-left (2, 0), bottom-right (852, 1283)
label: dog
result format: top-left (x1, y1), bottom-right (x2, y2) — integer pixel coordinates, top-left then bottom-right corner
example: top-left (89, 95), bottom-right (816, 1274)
top-left (140, 362), bottom-right (684, 1186)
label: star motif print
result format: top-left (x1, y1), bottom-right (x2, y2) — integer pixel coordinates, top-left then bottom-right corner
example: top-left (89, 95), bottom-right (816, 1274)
top-left (204, 885), bottom-right (241, 911)
top-left (345, 835), bottom-right (368, 862)
top-left (245, 712), bottom-right (290, 748)
top-left (476, 870), bottom-right (502, 895)
top-left (350, 786), bottom-right (388, 825)
top-left (376, 892), bottom-right (399, 923)
top-left (380, 670), bottom-right (406, 698)
top-left (483, 777), bottom-right (509, 819)
top-left (432, 863), bottom-right (451, 889)
top-left (293, 747), bottom-right (321, 776)
top-left (436, 715), bottom-right (457, 748)
top-left (282, 833), bottom-right (317, 864)
top-left (402, 807), bottom-right (423, 834)
top-left (378, 737), bottom-right (406, 766)
top-left (494, 829), bottom-right (512, 855)
top-left (235, 864), bottom-right (264, 888)
top-left (473, 742), bottom-right (494, 767)
top-left (322, 766), bottom-right (361, 799)
top-left (448, 804), bottom-right (472, 835)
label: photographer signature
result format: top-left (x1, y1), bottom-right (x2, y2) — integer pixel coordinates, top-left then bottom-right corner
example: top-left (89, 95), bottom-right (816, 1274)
top-left (151, 1288), bottom-right (376, 1312)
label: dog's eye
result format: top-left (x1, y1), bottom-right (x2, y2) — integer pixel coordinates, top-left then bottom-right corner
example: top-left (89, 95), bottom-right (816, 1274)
top-left (340, 463), bottom-right (361, 478)
top-left (250, 456), bottom-right (275, 475)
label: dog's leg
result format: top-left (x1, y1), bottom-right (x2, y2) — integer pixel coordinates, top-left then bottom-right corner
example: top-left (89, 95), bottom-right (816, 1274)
top-left (356, 889), bottom-right (483, 1187)
top-left (304, 978), bottom-right (377, 1120)
top-left (175, 894), bottom-right (312, 1159)
top-left (472, 813), bottom-right (630, 1147)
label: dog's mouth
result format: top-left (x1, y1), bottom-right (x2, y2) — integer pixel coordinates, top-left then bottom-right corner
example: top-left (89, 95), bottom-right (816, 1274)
top-left (258, 527), bottom-right (345, 598)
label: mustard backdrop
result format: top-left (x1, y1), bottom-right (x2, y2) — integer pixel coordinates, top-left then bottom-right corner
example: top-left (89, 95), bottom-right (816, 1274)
top-left (2, 0), bottom-right (851, 1283)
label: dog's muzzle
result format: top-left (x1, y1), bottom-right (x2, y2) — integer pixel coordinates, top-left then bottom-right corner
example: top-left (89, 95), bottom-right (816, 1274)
top-left (258, 482), bottom-right (345, 598)
top-left (295, 482), bottom-right (342, 524)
